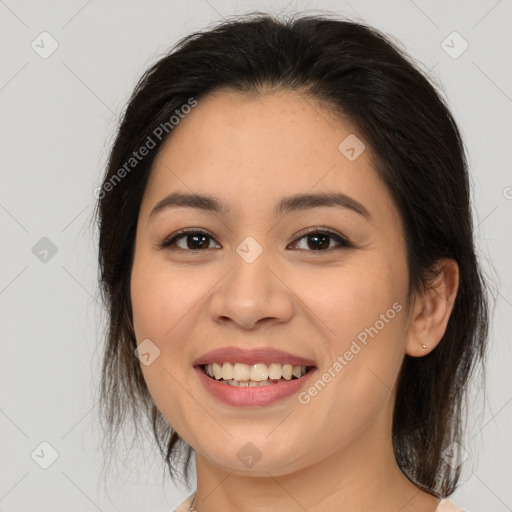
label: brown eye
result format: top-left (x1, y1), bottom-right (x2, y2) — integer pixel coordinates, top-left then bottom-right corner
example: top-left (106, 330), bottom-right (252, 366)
top-left (158, 228), bottom-right (352, 253)
top-left (289, 229), bottom-right (352, 252)
top-left (159, 230), bottom-right (221, 251)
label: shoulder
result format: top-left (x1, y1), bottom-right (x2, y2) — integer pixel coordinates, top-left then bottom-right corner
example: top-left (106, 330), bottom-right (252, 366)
top-left (436, 498), bottom-right (466, 511)
top-left (172, 492), bottom-right (196, 512)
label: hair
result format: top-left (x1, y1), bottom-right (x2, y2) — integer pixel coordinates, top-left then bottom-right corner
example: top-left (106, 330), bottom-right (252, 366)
top-left (94, 11), bottom-right (492, 497)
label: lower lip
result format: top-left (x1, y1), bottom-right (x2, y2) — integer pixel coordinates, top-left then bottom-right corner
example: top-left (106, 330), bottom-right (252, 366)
top-left (194, 366), bottom-right (316, 406)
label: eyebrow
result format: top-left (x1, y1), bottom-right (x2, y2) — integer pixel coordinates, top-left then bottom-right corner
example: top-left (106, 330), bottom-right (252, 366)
top-left (149, 191), bottom-right (371, 220)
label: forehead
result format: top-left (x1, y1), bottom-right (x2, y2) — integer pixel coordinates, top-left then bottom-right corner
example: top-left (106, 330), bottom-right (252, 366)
top-left (141, 88), bottom-right (398, 228)
top-left (155, 88), bottom-right (358, 167)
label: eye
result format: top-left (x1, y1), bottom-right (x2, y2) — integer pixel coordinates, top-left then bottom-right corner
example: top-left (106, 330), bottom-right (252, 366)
top-left (288, 228), bottom-right (352, 252)
top-left (158, 227), bottom-right (352, 252)
top-left (158, 229), bottom-right (221, 251)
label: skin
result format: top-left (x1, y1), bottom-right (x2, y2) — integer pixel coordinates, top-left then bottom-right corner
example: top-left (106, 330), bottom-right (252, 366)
top-left (130, 88), bottom-right (459, 512)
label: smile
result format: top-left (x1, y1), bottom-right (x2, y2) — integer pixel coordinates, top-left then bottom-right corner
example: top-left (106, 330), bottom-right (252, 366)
top-left (202, 362), bottom-right (313, 387)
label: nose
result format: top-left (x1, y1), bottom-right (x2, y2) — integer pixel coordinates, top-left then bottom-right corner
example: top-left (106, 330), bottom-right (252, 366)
top-left (209, 243), bottom-right (294, 330)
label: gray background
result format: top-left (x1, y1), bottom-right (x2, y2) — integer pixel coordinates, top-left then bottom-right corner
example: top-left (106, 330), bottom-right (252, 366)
top-left (0, 0), bottom-right (511, 511)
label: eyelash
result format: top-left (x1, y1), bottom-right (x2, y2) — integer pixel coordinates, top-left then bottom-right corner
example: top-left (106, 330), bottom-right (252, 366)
top-left (157, 227), bottom-right (352, 253)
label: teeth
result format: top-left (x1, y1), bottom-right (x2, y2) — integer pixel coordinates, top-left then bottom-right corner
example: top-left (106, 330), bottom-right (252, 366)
top-left (268, 363), bottom-right (282, 379)
top-left (282, 364), bottom-right (293, 380)
top-left (203, 362), bottom-right (309, 384)
top-left (221, 362), bottom-right (234, 380)
top-left (213, 362), bottom-right (222, 379)
top-left (227, 378), bottom-right (276, 387)
top-left (233, 363), bottom-right (250, 381)
top-left (250, 363), bottom-right (268, 381)
top-left (292, 365), bottom-right (302, 378)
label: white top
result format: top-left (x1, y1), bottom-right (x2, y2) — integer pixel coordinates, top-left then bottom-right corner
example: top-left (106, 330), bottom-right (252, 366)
top-left (172, 493), bottom-right (465, 511)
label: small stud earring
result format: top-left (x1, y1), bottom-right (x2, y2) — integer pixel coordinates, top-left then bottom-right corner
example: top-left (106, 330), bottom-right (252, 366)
top-left (422, 344), bottom-right (427, 349)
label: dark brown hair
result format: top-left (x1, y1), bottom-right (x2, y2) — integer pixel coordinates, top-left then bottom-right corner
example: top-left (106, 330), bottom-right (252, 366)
top-left (94, 11), bottom-right (492, 496)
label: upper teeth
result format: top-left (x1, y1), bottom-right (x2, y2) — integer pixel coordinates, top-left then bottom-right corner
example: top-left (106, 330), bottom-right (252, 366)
top-left (204, 362), bottom-right (308, 381)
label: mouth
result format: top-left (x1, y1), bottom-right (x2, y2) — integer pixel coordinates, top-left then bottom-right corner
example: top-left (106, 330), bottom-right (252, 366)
top-left (200, 362), bottom-right (315, 387)
top-left (192, 347), bottom-right (318, 405)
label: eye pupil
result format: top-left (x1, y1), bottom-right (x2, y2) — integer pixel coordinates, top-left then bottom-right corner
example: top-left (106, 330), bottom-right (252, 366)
top-left (308, 234), bottom-right (329, 251)
top-left (188, 234), bottom-right (209, 250)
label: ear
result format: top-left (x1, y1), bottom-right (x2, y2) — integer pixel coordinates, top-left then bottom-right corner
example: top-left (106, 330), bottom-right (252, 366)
top-left (405, 258), bottom-right (460, 357)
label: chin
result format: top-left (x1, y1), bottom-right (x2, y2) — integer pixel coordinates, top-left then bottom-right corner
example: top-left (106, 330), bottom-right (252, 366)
top-left (197, 438), bottom-right (312, 477)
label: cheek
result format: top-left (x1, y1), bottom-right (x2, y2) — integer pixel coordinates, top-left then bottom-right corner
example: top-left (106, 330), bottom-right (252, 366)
top-left (298, 261), bottom-right (402, 345)
top-left (130, 259), bottom-right (201, 345)
top-left (130, 260), bottom-right (205, 436)
top-left (299, 260), bottom-right (407, 403)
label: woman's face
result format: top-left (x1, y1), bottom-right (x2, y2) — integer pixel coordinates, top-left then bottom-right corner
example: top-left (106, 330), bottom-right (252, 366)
top-left (130, 88), bottom-right (416, 476)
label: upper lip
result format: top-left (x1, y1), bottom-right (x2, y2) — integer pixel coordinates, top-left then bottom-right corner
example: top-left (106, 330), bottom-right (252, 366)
top-left (192, 347), bottom-right (317, 367)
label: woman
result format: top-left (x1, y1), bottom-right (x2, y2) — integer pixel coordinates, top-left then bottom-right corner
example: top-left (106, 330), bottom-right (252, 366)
top-left (95, 12), bottom-right (490, 512)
